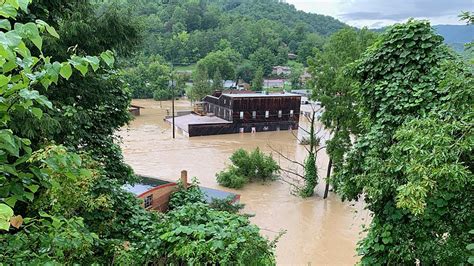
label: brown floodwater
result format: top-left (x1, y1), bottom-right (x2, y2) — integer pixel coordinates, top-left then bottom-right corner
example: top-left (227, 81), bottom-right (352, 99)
top-left (119, 99), bottom-right (369, 265)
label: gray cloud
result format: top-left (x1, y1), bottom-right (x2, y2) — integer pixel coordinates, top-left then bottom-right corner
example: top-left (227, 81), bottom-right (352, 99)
top-left (340, 12), bottom-right (408, 21)
top-left (339, 0), bottom-right (473, 22)
top-left (287, 0), bottom-right (474, 27)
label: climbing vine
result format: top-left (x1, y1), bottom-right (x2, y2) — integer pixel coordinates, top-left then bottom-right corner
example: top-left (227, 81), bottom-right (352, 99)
top-left (336, 20), bottom-right (473, 264)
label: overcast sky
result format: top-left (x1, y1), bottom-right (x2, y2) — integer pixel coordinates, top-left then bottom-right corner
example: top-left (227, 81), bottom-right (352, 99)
top-left (286, 0), bottom-right (473, 28)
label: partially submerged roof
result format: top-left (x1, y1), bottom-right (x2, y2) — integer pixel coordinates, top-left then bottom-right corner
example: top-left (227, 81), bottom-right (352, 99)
top-left (123, 176), bottom-right (238, 203)
top-left (166, 114), bottom-right (231, 133)
top-left (124, 176), bottom-right (170, 196)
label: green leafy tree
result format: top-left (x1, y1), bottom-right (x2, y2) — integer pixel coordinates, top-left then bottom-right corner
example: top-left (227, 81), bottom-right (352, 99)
top-left (0, 3), bottom-right (277, 265)
top-left (124, 57), bottom-right (171, 99)
top-left (196, 48), bottom-right (240, 80)
top-left (249, 47), bottom-right (276, 75)
top-left (308, 28), bottom-right (376, 196)
top-left (288, 61), bottom-right (304, 89)
top-left (188, 66), bottom-right (211, 101)
top-left (212, 67), bottom-right (224, 91)
top-left (236, 61), bottom-right (256, 83)
top-left (276, 45), bottom-right (290, 65)
top-left (252, 67), bottom-right (264, 91)
top-left (337, 20), bottom-right (473, 264)
top-left (296, 33), bottom-right (325, 65)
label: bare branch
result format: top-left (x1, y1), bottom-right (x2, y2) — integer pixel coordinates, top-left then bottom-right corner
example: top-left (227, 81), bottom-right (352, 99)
top-left (267, 144), bottom-right (305, 168)
top-left (280, 168), bottom-right (306, 180)
top-left (315, 146), bottom-right (327, 153)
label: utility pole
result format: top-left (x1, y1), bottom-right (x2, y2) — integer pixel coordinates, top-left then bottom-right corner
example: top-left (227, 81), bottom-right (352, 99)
top-left (171, 64), bottom-right (175, 139)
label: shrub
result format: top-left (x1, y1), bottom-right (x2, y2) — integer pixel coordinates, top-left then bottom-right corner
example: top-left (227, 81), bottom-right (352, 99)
top-left (216, 166), bottom-right (249, 189)
top-left (209, 196), bottom-right (245, 214)
top-left (217, 148), bottom-right (279, 188)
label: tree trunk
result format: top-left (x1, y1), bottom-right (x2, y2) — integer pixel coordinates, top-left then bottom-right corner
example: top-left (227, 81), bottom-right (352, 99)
top-left (323, 158), bottom-right (332, 199)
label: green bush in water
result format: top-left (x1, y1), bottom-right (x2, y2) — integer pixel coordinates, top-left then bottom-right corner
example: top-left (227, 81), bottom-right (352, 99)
top-left (216, 166), bottom-right (249, 189)
top-left (217, 148), bottom-right (279, 189)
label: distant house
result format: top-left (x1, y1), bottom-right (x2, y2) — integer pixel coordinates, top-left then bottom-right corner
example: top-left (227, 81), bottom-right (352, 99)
top-left (272, 66), bottom-right (292, 76)
top-left (263, 79), bottom-right (285, 89)
top-left (300, 70), bottom-right (312, 83)
top-left (288, 53), bottom-right (297, 60)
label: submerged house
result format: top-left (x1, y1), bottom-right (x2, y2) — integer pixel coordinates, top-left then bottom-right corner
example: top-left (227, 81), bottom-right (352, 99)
top-left (167, 91), bottom-right (301, 137)
top-left (124, 171), bottom-right (239, 212)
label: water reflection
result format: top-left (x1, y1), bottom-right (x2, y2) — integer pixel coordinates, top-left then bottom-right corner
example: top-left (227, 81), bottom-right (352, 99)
top-left (119, 99), bottom-right (369, 265)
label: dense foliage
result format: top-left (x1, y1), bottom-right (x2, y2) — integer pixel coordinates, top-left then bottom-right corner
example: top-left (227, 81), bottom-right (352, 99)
top-left (217, 148), bottom-right (279, 189)
top-left (308, 28), bottom-right (377, 182)
top-left (122, 55), bottom-right (171, 99)
top-left (113, 0), bottom-right (345, 64)
top-left (336, 20), bottom-right (473, 264)
top-left (159, 203), bottom-right (276, 264)
top-left (162, 182), bottom-right (275, 264)
top-left (0, 2), bottom-right (277, 264)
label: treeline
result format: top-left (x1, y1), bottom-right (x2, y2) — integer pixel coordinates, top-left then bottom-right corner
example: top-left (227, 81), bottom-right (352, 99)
top-left (114, 0), bottom-right (345, 64)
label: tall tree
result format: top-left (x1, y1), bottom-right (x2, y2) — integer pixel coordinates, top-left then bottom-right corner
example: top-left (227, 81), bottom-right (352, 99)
top-left (16, 0), bottom-right (141, 184)
top-left (249, 47), bottom-right (276, 76)
top-left (337, 20), bottom-right (473, 264)
top-left (308, 28), bottom-right (376, 197)
top-left (251, 67), bottom-right (264, 91)
top-left (212, 68), bottom-right (224, 91)
top-left (189, 66), bottom-right (211, 101)
top-left (196, 48), bottom-right (240, 80)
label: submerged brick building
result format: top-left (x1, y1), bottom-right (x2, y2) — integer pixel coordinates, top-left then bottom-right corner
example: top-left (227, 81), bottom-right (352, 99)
top-left (168, 91), bottom-right (301, 137)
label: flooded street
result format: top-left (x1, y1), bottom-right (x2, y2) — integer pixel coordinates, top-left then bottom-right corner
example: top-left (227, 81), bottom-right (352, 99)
top-left (119, 99), bottom-right (369, 265)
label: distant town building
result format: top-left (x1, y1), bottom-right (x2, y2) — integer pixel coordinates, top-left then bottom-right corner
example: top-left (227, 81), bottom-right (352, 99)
top-left (272, 66), bottom-right (292, 76)
top-left (223, 80), bottom-right (237, 89)
top-left (166, 91), bottom-right (301, 137)
top-left (288, 53), bottom-right (297, 60)
top-left (263, 79), bottom-right (285, 89)
top-left (300, 70), bottom-right (312, 83)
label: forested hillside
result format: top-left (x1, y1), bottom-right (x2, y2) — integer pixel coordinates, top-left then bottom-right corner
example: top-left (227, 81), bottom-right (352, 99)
top-left (111, 0), bottom-right (346, 64)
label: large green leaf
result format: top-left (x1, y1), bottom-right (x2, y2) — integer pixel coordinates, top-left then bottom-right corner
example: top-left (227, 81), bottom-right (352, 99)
top-left (0, 19), bottom-right (11, 30)
top-left (60, 63), bottom-right (72, 80)
top-left (0, 130), bottom-right (19, 157)
top-left (0, 203), bottom-right (14, 231)
top-left (0, 4), bottom-right (17, 19)
top-left (100, 50), bottom-right (115, 67)
top-left (85, 56), bottom-right (100, 71)
top-left (17, 0), bottom-right (30, 12)
top-left (31, 107), bottom-right (43, 119)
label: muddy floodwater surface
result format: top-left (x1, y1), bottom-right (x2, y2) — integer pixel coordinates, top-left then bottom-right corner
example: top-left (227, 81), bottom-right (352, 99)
top-left (119, 99), bottom-right (370, 265)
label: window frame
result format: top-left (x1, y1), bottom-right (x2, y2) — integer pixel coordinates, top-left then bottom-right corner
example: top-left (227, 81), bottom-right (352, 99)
top-left (144, 195), bottom-right (153, 209)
